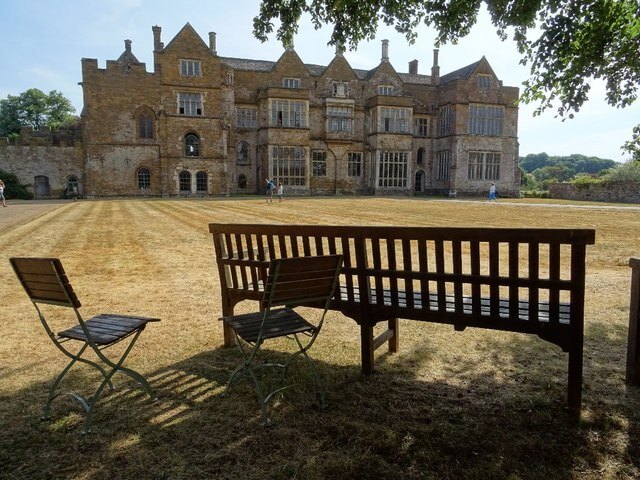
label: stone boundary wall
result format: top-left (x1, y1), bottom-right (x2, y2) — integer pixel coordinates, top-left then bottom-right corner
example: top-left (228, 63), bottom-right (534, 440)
top-left (550, 182), bottom-right (640, 204)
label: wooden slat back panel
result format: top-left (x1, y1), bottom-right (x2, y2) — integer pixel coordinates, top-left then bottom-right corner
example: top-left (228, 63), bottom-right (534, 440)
top-left (10, 257), bottom-right (81, 308)
top-left (209, 224), bottom-right (596, 325)
top-left (263, 255), bottom-right (343, 308)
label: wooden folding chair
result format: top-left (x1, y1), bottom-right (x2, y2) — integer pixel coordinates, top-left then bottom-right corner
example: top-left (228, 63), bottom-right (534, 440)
top-left (222, 254), bottom-right (343, 425)
top-left (10, 257), bottom-right (160, 434)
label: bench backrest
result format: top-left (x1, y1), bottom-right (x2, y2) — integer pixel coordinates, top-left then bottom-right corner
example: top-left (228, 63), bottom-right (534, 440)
top-left (209, 224), bottom-right (595, 329)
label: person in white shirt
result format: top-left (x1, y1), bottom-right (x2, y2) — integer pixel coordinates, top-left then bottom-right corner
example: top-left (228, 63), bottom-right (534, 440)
top-left (0, 179), bottom-right (6, 207)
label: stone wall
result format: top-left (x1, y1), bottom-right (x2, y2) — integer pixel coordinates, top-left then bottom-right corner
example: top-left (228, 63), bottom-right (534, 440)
top-left (0, 144), bottom-right (84, 198)
top-left (549, 182), bottom-right (640, 203)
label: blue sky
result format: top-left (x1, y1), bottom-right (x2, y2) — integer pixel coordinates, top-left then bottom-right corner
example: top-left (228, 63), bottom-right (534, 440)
top-left (1, 0), bottom-right (637, 162)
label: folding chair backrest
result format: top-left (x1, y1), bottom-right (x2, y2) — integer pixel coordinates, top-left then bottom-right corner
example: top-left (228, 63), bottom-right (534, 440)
top-left (262, 255), bottom-right (343, 309)
top-left (10, 257), bottom-right (81, 308)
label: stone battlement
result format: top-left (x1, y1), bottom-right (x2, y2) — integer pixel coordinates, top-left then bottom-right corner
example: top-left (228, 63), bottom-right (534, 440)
top-left (1, 126), bottom-right (82, 147)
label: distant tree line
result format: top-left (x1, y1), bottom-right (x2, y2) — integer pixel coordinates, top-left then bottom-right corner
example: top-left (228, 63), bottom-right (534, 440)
top-left (520, 152), bottom-right (640, 192)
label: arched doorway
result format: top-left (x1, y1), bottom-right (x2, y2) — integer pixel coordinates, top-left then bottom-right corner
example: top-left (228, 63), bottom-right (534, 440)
top-left (34, 175), bottom-right (50, 199)
top-left (65, 175), bottom-right (79, 198)
top-left (414, 170), bottom-right (426, 193)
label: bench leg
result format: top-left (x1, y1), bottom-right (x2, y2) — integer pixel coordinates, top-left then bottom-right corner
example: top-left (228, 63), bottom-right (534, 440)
top-left (222, 303), bottom-right (236, 348)
top-left (567, 341), bottom-right (583, 413)
top-left (361, 325), bottom-right (375, 375)
top-left (626, 260), bottom-right (640, 384)
top-left (388, 318), bottom-right (399, 353)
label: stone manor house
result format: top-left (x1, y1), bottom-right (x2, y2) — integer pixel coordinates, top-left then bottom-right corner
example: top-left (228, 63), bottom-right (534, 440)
top-left (0, 23), bottom-right (520, 198)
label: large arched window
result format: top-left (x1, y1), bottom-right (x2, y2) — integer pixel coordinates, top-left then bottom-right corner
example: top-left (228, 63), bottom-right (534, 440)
top-left (417, 147), bottom-right (425, 166)
top-left (179, 170), bottom-right (191, 193)
top-left (238, 174), bottom-right (247, 189)
top-left (137, 168), bottom-right (151, 190)
top-left (196, 171), bottom-right (208, 192)
top-left (185, 133), bottom-right (200, 156)
top-left (138, 110), bottom-right (155, 139)
top-left (236, 141), bottom-right (249, 164)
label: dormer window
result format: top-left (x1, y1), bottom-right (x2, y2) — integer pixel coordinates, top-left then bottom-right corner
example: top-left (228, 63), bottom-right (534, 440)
top-left (477, 74), bottom-right (491, 89)
top-left (180, 59), bottom-right (201, 76)
top-left (282, 78), bottom-right (300, 88)
top-left (378, 85), bottom-right (394, 96)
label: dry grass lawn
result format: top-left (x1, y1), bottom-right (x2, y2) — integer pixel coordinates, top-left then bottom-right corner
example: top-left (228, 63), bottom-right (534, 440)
top-left (2, 196), bottom-right (640, 479)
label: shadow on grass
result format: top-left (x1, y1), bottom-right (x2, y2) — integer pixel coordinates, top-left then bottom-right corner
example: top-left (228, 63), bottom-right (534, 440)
top-left (2, 322), bottom-right (640, 480)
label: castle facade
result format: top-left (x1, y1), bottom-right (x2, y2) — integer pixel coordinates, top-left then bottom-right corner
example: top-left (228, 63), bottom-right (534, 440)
top-left (0, 23), bottom-right (520, 198)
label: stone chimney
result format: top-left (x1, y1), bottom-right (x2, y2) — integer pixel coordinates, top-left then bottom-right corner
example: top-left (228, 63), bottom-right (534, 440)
top-left (409, 59), bottom-right (418, 74)
top-left (152, 25), bottom-right (164, 52)
top-left (125, 39), bottom-right (132, 53)
top-left (209, 32), bottom-right (217, 55)
top-left (381, 39), bottom-right (389, 62)
top-left (431, 49), bottom-right (440, 85)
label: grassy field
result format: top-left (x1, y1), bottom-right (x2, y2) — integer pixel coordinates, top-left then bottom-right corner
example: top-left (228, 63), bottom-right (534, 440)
top-left (2, 196), bottom-right (640, 479)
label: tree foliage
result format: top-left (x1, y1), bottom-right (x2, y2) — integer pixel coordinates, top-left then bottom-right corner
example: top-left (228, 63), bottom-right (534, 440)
top-left (253, 0), bottom-right (640, 155)
top-left (520, 153), bottom-right (617, 175)
top-left (519, 152), bottom-right (617, 191)
top-left (0, 169), bottom-right (33, 200)
top-left (600, 160), bottom-right (640, 182)
top-left (0, 88), bottom-right (76, 137)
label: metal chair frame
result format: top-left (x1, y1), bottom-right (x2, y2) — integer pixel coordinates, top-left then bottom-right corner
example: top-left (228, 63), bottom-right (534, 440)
top-left (222, 255), bottom-right (343, 425)
top-left (10, 257), bottom-right (159, 434)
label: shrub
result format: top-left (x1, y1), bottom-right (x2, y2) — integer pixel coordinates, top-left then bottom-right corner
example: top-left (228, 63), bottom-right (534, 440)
top-left (521, 190), bottom-right (549, 198)
top-left (570, 173), bottom-right (603, 189)
top-left (601, 161), bottom-right (640, 183)
top-left (0, 169), bottom-right (33, 199)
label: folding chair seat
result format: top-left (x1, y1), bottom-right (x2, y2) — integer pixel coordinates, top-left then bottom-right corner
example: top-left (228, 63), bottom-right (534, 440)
top-left (222, 254), bottom-right (343, 425)
top-left (10, 257), bottom-right (160, 434)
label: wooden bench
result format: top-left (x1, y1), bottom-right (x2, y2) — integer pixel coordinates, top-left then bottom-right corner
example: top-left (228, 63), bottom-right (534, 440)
top-left (209, 224), bottom-right (595, 411)
top-left (626, 258), bottom-right (640, 384)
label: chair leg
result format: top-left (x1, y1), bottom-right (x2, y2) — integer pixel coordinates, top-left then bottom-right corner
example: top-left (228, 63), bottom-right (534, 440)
top-left (224, 333), bottom-right (256, 395)
top-left (226, 331), bottom-right (327, 425)
top-left (43, 343), bottom-right (90, 420)
top-left (291, 334), bottom-right (326, 409)
top-left (43, 355), bottom-right (80, 420)
top-left (224, 362), bottom-right (249, 395)
top-left (83, 330), bottom-right (152, 434)
top-left (248, 367), bottom-right (271, 426)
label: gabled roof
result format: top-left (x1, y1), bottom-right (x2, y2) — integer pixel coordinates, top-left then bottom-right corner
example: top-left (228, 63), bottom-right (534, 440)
top-left (273, 48), bottom-right (308, 75)
top-left (117, 49), bottom-right (140, 65)
top-left (163, 22), bottom-right (211, 54)
top-left (319, 53), bottom-right (359, 80)
top-left (364, 60), bottom-right (403, 84)
top-left (117, 40), bottom-right (141, 65)
top-left (439, 58), bottom-right (485, 84)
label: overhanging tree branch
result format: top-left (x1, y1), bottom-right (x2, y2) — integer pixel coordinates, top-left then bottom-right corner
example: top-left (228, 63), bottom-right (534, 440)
top-left (253, 0), bottom-right (640, 159)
